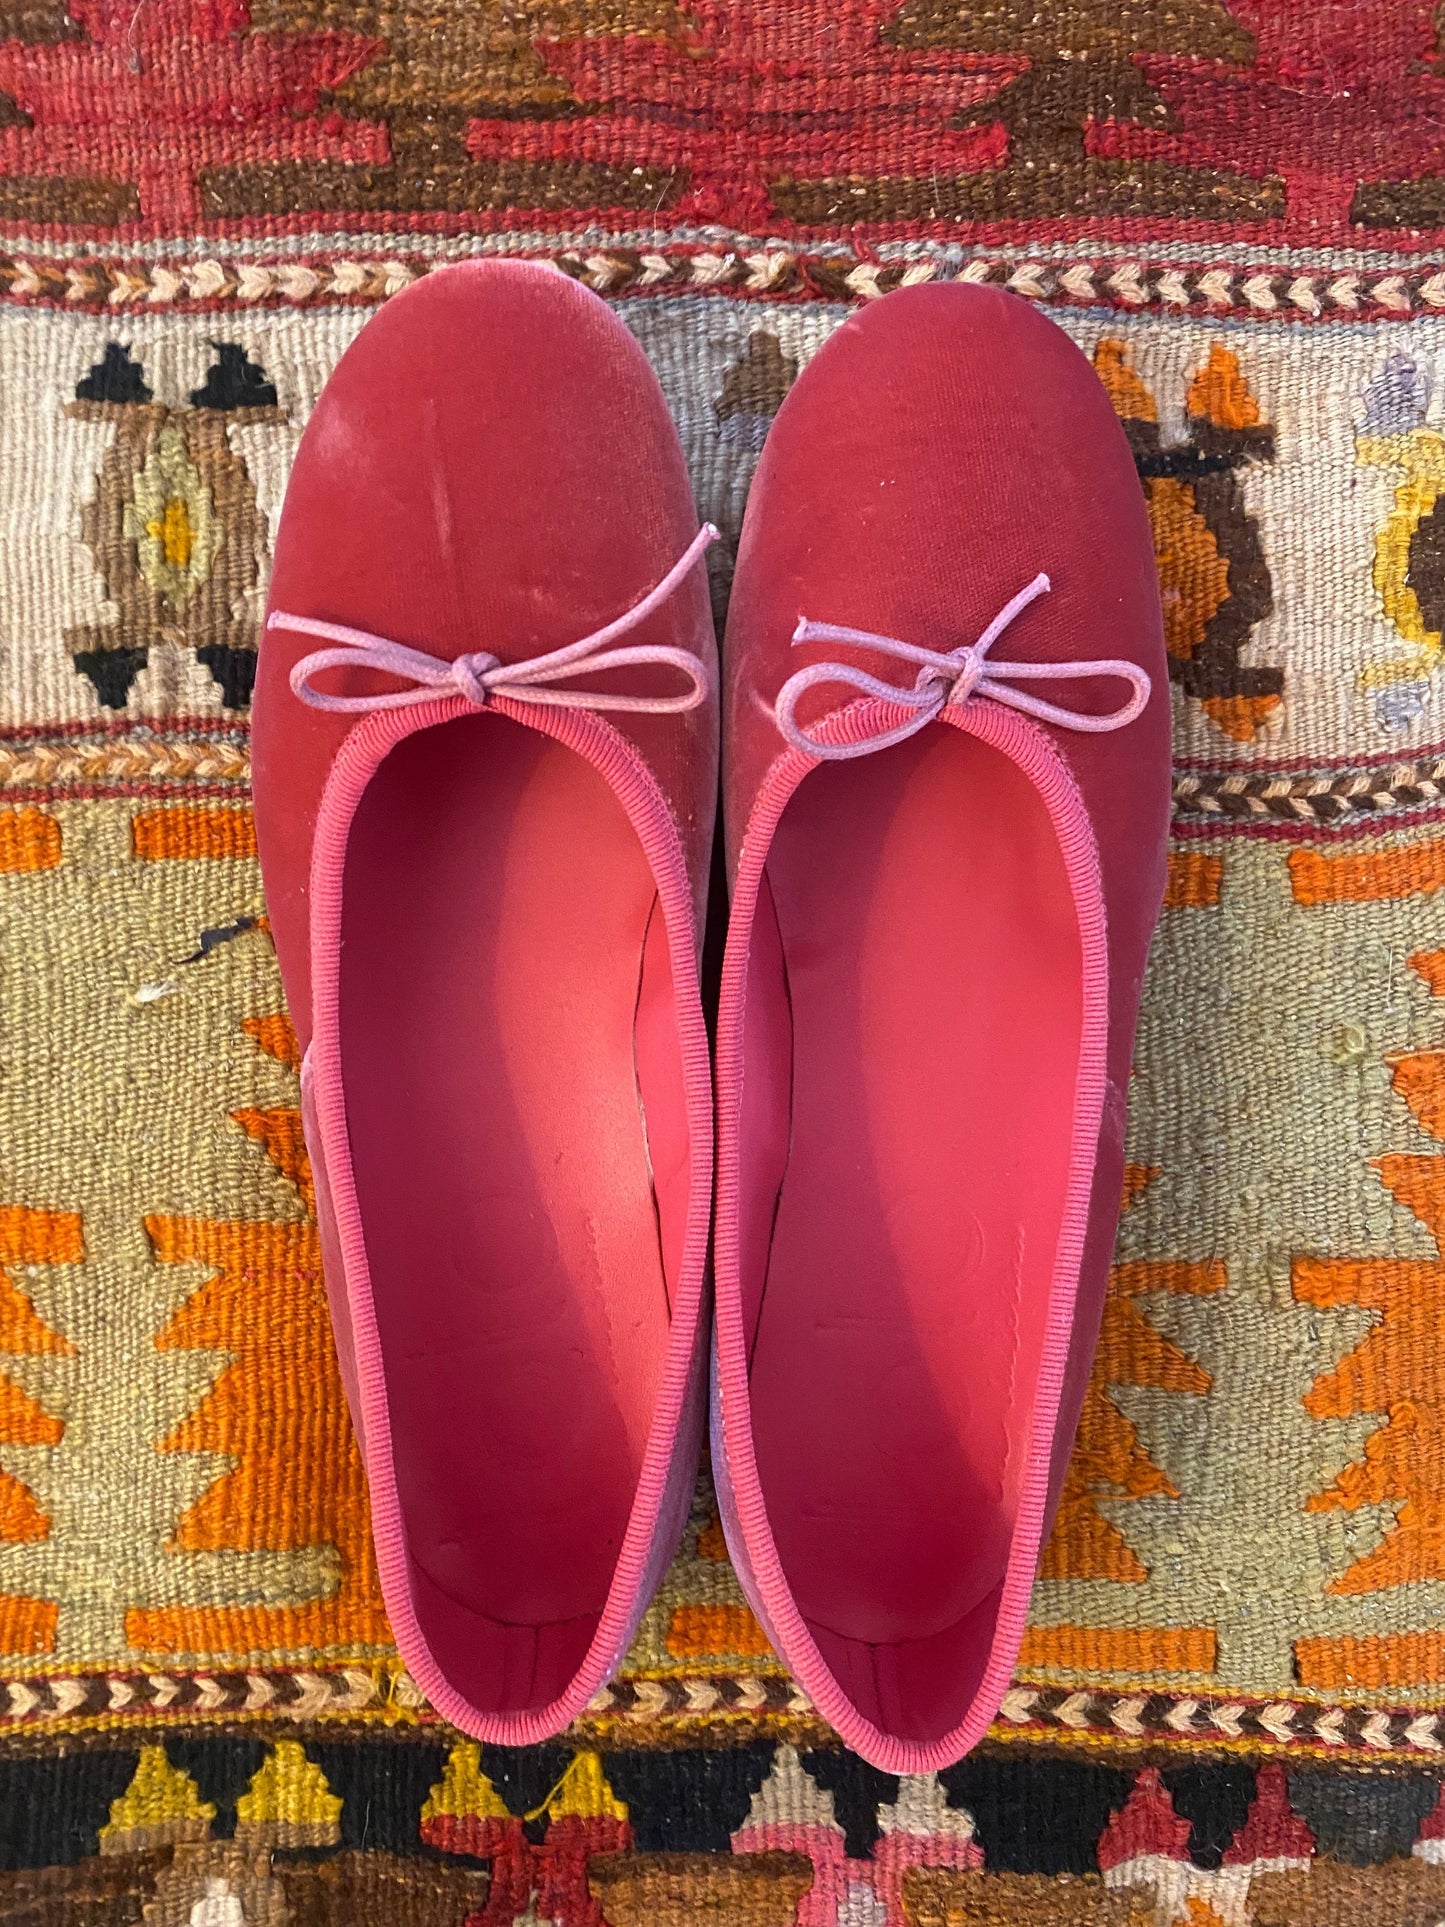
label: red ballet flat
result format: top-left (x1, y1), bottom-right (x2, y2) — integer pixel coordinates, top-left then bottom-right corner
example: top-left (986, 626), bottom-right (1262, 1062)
top-left (253, 260), bottom-right (718, 1743)
top-left (712, 283), bottom-right (1170, 1770)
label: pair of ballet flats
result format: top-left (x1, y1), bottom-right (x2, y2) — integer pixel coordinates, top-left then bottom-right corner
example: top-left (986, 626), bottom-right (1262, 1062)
top-left (253, 260), bottom-right (1170, 1771)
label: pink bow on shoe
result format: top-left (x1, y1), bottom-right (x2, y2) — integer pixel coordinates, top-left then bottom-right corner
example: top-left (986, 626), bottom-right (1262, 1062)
top-left (272, 524), bottom-right (719, 718)
top-left (775, 573), bottom-right (1152, 760)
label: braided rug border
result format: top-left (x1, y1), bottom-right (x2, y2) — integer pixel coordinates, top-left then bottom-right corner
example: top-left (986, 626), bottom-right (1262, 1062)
top-left (1, 1665), bottom-right (1444, 1765)
top-left (6, 732), bottom-right (1445, 830)
top-left (1, 245), bottom-right (1444, 318)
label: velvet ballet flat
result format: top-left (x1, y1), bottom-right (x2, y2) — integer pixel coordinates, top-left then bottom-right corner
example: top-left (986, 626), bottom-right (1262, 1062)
top-left (253, 260), bottom-right (718, 1743)
top-left (711, 283), bottom-right (1170, 1770)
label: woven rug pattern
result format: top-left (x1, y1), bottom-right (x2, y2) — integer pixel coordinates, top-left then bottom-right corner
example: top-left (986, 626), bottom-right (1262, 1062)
top-left (3, 2), bottom-right (1445, 1920)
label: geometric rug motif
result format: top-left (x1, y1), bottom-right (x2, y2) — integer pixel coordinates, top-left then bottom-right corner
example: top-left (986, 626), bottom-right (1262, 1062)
top-left (9, 299), bottom-right (1445, 779)
top-left (5, 1736), bottom-right (1445, 1923)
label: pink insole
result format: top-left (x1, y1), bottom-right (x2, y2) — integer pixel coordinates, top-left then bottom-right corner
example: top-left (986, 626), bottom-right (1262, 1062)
top-left (744, 726), bottom-right (1082, 1730)
top-left (340, 714), bottom-right (675, 1711)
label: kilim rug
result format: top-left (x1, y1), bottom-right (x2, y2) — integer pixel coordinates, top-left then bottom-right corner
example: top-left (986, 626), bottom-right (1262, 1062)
top-left (4, 2), bottom-right (1445, 1921)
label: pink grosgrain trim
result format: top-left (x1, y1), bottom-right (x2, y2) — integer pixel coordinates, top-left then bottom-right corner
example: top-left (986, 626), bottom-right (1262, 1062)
top-left (304, 691), bottom-right (713, 1746)
top-left (712, 692), bottom-right (1110, 1773)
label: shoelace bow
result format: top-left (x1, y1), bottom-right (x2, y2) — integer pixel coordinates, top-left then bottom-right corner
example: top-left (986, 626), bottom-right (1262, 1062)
top-left (271, 524), bottom-right (718, 717)
top-left (774, 574), bottom-right (1151, 761)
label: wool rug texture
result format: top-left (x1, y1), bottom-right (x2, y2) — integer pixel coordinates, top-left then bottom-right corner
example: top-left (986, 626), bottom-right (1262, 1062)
top-left (1, 1), bottom-right (1445, 1920)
